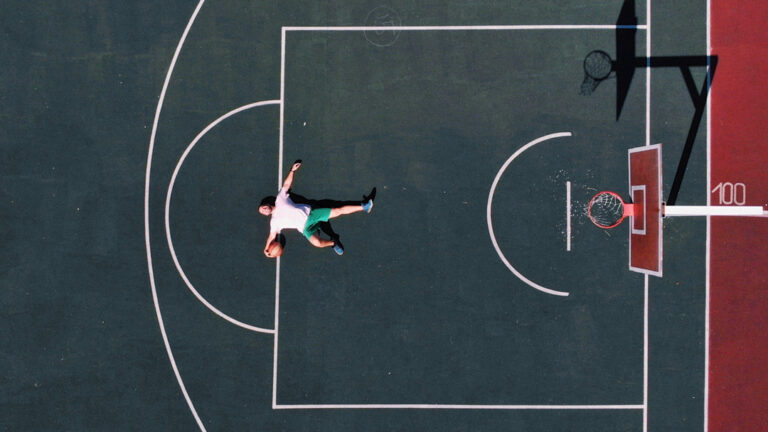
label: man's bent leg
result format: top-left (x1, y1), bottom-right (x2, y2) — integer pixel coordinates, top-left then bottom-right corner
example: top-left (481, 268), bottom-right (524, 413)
top-left (308, 234), bottom-right (334, 248)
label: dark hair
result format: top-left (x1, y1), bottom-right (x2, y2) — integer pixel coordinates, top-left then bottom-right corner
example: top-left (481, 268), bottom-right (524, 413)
top-left (260, 196), bottom-right (276, 207)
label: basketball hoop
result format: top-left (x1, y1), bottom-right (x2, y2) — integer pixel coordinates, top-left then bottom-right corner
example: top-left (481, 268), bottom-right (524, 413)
top-left (588, 191), bottom-right (636, 229)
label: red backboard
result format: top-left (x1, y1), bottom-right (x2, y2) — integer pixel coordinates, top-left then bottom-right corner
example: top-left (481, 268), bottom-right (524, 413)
top-left (628, 144), bottom-right (663, 276)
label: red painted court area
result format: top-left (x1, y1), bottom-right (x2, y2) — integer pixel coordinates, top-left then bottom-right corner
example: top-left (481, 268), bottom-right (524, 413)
top-left (710, 2), bottom-right (768, 431)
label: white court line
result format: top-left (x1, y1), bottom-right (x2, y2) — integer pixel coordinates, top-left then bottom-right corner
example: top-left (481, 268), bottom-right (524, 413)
top-left (164, 100), bottom-right (280, 335)
top-left (643, 274), bottom-right (649, 432)
top-left (486, 132), bottom-right (572, 297)
top-left (272, 254), bottom-right (281, 408)
top-left (145, 0), bottom-right (208, 430)
top-left (566, 181), bottom-right (572, 251)
top-left (273, 27), bottom-right (288, 409)
top-left (646, 0), bottom-right (652, 148)
top-left (279, 27), bottom-right (286, 188)
top-left (705, 0), bottom-right (711, 429)
top-left (644, 4), bottom-right (651, 432)
top-left (274, 404), bottom-right (644, 410)
top-left (284, 25), bottom-right (647, 31)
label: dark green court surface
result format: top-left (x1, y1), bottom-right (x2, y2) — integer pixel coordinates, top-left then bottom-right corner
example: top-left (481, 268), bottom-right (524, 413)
top-left (2, 0), bottom-right (712, 430)
top-left (277, 28), bottom-right (645, 406)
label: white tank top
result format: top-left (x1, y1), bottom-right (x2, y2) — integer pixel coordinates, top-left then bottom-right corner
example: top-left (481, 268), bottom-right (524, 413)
top-left (270, 188), bottom-right (311, 233)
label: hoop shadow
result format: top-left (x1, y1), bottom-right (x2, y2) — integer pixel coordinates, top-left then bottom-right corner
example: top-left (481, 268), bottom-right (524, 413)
top-left (583, 0), bottom-right (718, 205)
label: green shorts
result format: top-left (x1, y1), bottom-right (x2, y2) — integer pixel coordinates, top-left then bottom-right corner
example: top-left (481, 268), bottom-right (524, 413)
top-left (302, 208), bottom-right (332, 239)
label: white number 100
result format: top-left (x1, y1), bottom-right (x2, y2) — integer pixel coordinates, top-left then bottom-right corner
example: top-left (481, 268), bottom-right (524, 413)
top-left (711, 182), bottom-right (746, 205)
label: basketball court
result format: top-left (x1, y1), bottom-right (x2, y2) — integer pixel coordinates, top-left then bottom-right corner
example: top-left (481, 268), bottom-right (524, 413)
top-left (144, 0), bottom-right (767, 430)
top-left (3, 0), bottom-right (767, 431)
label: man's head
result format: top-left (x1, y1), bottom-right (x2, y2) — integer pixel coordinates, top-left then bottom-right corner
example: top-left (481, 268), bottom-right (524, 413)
top-left (259, 196), bottom-right (276, 216)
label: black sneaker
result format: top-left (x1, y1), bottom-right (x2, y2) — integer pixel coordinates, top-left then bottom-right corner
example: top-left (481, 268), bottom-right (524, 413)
top-left (362, 187), bottom-right (376, 213)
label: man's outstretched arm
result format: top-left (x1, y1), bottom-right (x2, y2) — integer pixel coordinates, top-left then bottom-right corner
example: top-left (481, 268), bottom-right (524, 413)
top-left (281, 160), bottom-right (302, 190)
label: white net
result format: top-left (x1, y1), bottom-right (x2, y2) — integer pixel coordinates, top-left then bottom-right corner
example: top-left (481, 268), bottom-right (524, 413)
top-left (588, 192), bottom-right (625, 228)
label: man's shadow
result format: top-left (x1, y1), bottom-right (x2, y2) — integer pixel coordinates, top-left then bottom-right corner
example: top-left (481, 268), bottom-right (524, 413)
top-left (283, 188), bottom-right (377, 249)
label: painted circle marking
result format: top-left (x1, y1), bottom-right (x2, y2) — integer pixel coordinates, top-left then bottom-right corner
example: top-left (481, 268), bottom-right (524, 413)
top-left (165, 100), bottom-right (280, 334)
top-left (364, 6), bottom-right (402, 47)
top-left (486, 132), bottom-right (572, 297)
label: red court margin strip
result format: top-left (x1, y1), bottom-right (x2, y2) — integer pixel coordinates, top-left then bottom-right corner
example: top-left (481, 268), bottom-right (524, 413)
top-left (710, 2), bottom-right (768, 431)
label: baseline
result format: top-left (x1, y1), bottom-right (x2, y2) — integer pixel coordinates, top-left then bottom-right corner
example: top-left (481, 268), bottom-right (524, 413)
top-left (274, 403), bottom-right (644, 410)
top-left (283, 25), bottom-right (648, 31)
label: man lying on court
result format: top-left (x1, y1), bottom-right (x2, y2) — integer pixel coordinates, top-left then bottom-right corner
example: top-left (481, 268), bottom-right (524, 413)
top-left (258, 160), bottom-right (375, 257)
